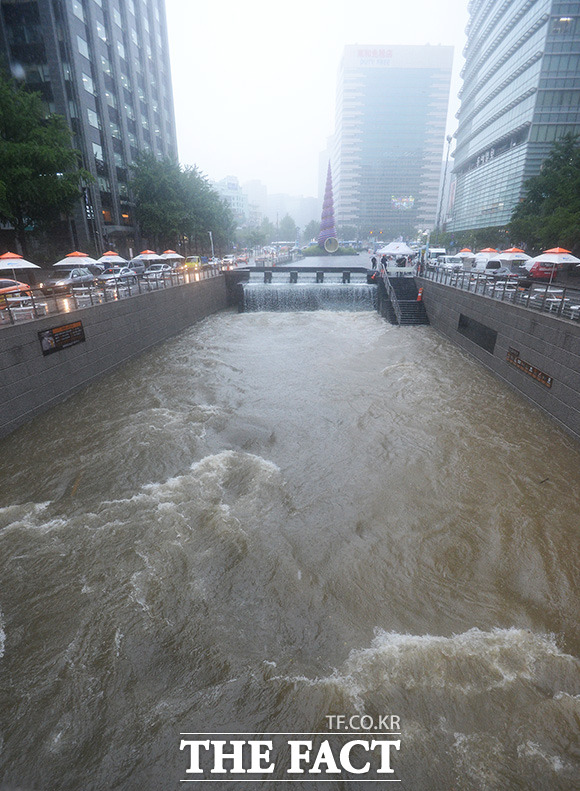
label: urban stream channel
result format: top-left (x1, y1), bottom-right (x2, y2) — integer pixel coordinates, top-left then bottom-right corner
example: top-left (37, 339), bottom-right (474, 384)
top-left (0, 302), bottom-right (579, 789)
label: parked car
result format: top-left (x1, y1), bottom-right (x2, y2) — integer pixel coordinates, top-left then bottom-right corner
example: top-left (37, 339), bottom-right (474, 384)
top-left (0, 278), bottom-right (32, 306)
top-left (490, 266), bottom-right (521, 280)
top-left (221, 255), bottom-right (236, 270)
top-left (142, 263), bottom-right (173, 281)
top-left (128, 259), bottom-right (146, 276)
top-left (471, 255), bottom-right (502, 274)
top-left (39, 267), bottom-right (96, 294)
top-left (439, 256), bottom-right (463, 272)
top-left (97, 266), bottom-right (138, 286)
top-left (527, 261), bottom-right (561, 281)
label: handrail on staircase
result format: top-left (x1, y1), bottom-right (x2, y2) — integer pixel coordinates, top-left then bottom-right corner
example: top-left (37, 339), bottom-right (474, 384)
top-left (380, 268), bottom-right (402, 325)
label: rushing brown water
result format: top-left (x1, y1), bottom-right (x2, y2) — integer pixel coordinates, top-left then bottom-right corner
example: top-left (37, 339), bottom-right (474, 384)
top-left (0, 309), bottom-right (579, 790)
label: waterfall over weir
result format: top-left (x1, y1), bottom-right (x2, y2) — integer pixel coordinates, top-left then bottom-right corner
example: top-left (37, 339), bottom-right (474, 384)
top-left (240, 271), bottom-right (378, 312)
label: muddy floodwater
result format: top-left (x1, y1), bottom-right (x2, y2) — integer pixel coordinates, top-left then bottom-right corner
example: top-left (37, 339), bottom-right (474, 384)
top-left (0, 310), bottom-right (579, 790)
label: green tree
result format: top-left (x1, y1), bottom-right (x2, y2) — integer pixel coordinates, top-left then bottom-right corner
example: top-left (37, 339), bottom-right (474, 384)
top-left (260, 217), bottom-right (277, 244)
top-left (0, 74), bottom-right (92, 254)
top-left (279, 213), bottom-right (297, 242)
top-left (509, 133), bottom-right (580, 253)
top-left (337, 224), bottom-right (358, 240)
top-left (302, 219), bottom-right (320, 244)
top-left (235, 226), bottom-right (266, 250)
top-left (180, 165), bottom-right (234, 253)
top-left (130, 153), bottom-right (184, 249)
top-left (130, 158), bottom-right (235, 254)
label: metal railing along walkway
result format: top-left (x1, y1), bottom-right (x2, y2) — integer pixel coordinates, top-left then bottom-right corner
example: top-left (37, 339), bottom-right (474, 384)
top-left (422, 268), bottom-right (580, 322)
top-left (0, 265), bottom-right (221, 327)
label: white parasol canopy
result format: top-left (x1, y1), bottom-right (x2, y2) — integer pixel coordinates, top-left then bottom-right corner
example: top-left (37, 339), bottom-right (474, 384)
top-left (0, 251), bottom-right (40, 270)
top-left (377, 242), bottom-right (415, 256)
top-left (456, 249), bottom-right (475, 260)
top-left (98, 250), bottom-right (128, 265)
top-left (54, 250), bottom-right (99, 267)
top-left (160, 249), bottom-right (185, 260)
top-left (525, 251), bottom-right (579, 272)
top-left (499, 248), bottom-right (531, 263)
top-left (529, 248), bottom-right (580, 266)
top-left (132, 249), bottom-right (162, 261)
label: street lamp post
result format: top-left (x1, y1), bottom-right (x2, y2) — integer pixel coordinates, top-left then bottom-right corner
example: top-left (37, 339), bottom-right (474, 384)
top-left (436, 134), bottom-right (453, 233)
top-left (208, 230), bottom-right (215, 260)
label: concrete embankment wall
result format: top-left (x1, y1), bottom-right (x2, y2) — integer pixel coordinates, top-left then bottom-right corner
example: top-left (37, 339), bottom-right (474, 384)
top-left (420, 278), bottom-right (580, 442)
top-left (0, 276), bottom-right (228, 439)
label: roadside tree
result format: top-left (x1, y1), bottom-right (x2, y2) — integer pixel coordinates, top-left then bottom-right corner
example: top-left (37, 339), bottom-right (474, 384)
top-left (0, 74), bottom-right (92, 255)
top-left (130, 154), bottom-right (184, 250)
top-left (302, 220), bottom-right (320, 244)
top-left (279, 213), bottom-right (297, 242)
top-left (510, 133), bottom-right (580, 253)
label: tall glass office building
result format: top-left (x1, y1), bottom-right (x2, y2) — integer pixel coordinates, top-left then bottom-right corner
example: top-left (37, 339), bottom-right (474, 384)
top-left (332, 45), bottom-right (453, 241)
top-left (0, 0), bottom-right (177, 255)
top-left (451, 0), bottom-right (580, 232)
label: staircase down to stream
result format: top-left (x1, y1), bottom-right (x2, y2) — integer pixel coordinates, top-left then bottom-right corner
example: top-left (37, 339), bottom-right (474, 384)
top-left (382, 276), bottom-right (430, 326)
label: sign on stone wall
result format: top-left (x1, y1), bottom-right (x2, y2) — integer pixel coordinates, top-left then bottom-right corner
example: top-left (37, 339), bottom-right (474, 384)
top-left (38, 321), bottom-right (86, 356)
top-left (506, 347), bottom-right (553, 388)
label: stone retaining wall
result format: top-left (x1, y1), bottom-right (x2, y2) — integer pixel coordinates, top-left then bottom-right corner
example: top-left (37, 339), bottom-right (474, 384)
top-left (419, 278), bottom-right (580, 441)
top-left (0, 276), bottom-right (228, 439)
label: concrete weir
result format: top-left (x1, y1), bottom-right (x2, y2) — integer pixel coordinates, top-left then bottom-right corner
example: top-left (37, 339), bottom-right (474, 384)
top-left (419, 277), bottom-right (580, 442)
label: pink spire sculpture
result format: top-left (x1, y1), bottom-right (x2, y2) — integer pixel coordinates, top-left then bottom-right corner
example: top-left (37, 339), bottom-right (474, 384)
top-left (318, 162), bottom-right (336, 248)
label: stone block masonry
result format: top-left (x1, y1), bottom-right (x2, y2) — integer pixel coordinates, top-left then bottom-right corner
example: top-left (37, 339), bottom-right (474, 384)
top-left (419, 279), bottom-right (580, 442)
top-left (0, 277), bottom-right (228, 439)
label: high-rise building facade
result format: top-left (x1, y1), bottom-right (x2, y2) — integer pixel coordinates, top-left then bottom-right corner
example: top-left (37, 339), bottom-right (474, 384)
top-left (0, 0), bottom-right (178, 255)
top-left (450, 0), bottom-right (580, 232)
top-left (332, 45), bottom-right (453, 241)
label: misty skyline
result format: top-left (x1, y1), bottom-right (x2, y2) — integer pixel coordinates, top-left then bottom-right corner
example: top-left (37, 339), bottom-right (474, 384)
top-left (165, 0), bottom-right (469, 198)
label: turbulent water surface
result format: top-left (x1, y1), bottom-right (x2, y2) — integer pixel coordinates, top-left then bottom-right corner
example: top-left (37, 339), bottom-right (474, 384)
top-left (0, 310), bottom-right (579, 790)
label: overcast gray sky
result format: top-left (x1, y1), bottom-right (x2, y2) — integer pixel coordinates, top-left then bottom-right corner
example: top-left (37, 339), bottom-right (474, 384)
top-left (164, 0), bottom-right (469, 198)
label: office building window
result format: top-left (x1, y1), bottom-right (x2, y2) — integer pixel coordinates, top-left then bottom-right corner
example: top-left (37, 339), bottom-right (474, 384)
top-left (104, 89), bottom-right (117, 108)
top-left (87, 108), bottom-right (100, 128)
top-left (93, 142), bottom-right (104, 161)
top-left (113, 9), bottom-right (122, 27)
top-left (77, 36), bottom-right (89, 59)
top-left (117, 40), bottom-right (126, 60)
top-left (101, 54), bottom-right (112, 76)
top-left (72, 0), bottom-right (84, 22)
top-left (82, 72), bottom-right (95, 94)
top-left (96, 21), bottom-right (107, 42)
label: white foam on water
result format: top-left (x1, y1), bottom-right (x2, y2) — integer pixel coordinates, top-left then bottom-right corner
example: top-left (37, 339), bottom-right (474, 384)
top-left (0, 501), bottom-right (53, 534)
top-left (273, 627), bottom-right (580, 708)
top-left (452, 732), bottom-right (506, 787)
top-left (517, 741), bottom-right (567, 773)
top-left (141, 450), bottom-right (284, 529)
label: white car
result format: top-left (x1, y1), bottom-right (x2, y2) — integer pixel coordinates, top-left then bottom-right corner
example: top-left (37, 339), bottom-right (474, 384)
top-left (97, 266), bottom-right (137, 286)
top-left (142, 263), bottom-right (173, 281)
top-left (439, 256), bottom-right (463, 272)
top-left (221, 255), bottom-right (236, 269)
